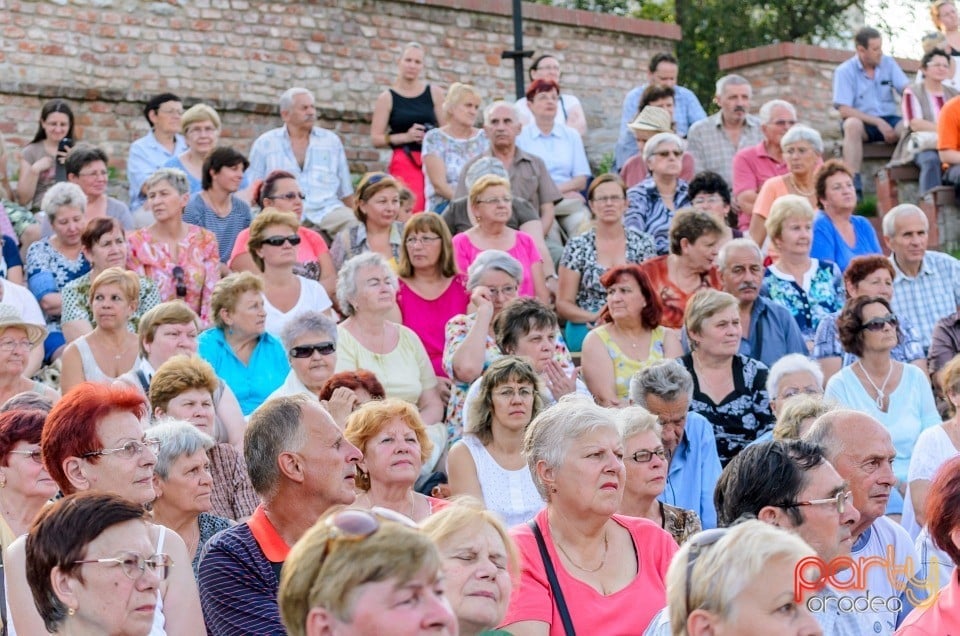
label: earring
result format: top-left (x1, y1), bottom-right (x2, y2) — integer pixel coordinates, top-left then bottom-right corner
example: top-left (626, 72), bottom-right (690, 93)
top-left (0, 473), bottom-right (6, 488)
top-left (68, 607), bottom-right (76, 616)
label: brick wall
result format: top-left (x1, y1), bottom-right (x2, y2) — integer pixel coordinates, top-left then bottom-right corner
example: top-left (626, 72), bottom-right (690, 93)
top-left (0, 0), bottom-right (679, 199)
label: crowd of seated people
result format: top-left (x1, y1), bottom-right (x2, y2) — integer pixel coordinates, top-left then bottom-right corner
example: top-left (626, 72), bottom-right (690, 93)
top-left (8, 24), bottom-right (960, 635)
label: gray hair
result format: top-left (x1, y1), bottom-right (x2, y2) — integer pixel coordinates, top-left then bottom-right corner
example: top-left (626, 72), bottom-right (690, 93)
top-left (715, 74), bottom-right (751, 97)
top-left (145, 419), bottom-right (215, 480)
top-left (716, 238), bottom-right (762, 271)
top-left (765, 353), bottom-right (824, 398)
top-left (629, 359), bottom-right (694, 407)
top-left (523, 396), bottom-right (620, 501)
top-left (616, 406), bottom-right (662, 442)
top-left (881, 203), bottom-right (928, 238)
top-left (759, 99), bottom-right (797, 124)
top-left (245, 394), bottom-right (311, 499)
top-left (41, 182), bottom-right (87, 219)
top-left (643, 132), bottom-right (685, 163)
top-left (335, 252), bottom-right (397, 318)
top-left (780, 124), bottom-right (824, 154)
top-left (281, 310), bottom-right (338, 352)
top-left (483, 100), bottom-right (519, 126)
top-left (144, 168), bottom-right (190, 197)
top-left (466, 250), bottom-right (523, 290)
top-left (279, 87), bottom-right (314, 113)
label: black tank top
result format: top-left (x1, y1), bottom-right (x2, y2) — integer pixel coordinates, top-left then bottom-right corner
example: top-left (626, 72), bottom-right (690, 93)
top-left (388, 86), bottom-right (438, 152)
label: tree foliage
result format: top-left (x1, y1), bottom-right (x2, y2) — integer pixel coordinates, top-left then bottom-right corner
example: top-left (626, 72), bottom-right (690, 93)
top-left (533, 0), bottom-right (865, 106)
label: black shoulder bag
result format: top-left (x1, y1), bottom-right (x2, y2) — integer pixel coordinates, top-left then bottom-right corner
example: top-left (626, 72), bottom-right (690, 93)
top-left (528, 519), bottom-right (576, 636)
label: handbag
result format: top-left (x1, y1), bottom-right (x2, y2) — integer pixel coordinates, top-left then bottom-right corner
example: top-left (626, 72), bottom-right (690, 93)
top-left (528, 519), bottom-right (576, 636)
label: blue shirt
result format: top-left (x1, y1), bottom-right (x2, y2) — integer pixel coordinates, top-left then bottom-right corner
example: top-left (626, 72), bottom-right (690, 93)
top-left (198, 327), bottom-right (289, 415)
top-left (516, 122), bottom-right (590, 185)
top-left (614, 84), bottom-right (706, 169)
top-left (890, 250), bottom-right (960, 351)
top-left (833, 54), bottom-right (909, 118)
top-left (809, 212), bottom-right (882, 272)
top-left (247, 125), bottom-right (353, 226)
top-left (624, 176), bottom-right (690, 255)
top-left (127, 131), bottom-right (188, 210)
top-left (660, 412), bottom-right (722, 529)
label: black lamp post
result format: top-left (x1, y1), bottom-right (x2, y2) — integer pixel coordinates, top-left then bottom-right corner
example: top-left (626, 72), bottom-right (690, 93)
top-left (501, 0), bottom-right (534, 99)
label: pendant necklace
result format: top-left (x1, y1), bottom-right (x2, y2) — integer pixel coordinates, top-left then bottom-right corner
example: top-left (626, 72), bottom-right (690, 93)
top-left (856, 360), bottom-right (893, 410)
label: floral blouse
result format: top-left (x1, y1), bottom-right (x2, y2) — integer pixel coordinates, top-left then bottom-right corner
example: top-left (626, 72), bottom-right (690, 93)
top-left (421, 128), bottom-right (489, 211)
top-left (126, 225), bottom-right (220, 327)
top-left (680, 353), bottom-right (774, 466)
top-left (558, 227), bottom-right (657, 314)
top-left (762, 258), bottom-right (845, 343)
top-left (61, 272), bottom-right (162, 333)
top-left (662, 502), bottom-right (702, 545)
top-left (25, 239), bottom-right (90, 333)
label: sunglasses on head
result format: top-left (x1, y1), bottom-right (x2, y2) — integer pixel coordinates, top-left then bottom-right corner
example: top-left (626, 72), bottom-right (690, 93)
top-left (358, 172), bottom-right (389, 200)
top-left (262, 234), bottom-right (302, 247)
top-left (172, 266), bottom-right (187, 298)
top-left (860, 314), bottom-right (898, 332)
top-left (684, 528), bottom-right (728, 612)
top-left (289, 341), bottom-right (336, 358)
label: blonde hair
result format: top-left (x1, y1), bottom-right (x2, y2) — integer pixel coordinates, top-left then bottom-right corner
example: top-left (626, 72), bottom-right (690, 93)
top-left (89, 267), bottom-right (140, 307)
top-left (421, 496), bottom-right (520, 580)
top-left (180, 103), bottom-right (221, 134)
top-left (468, 175), bottom-right (511, 207)
top-left (247, 208), bottom-right (299, 272)
top-left (210, 272), bottom-right (263, 330)
top-left (443, 83), bottom-right (482, 117)
top-left (773, 395), bottom-right (836, 441)
top-left (765, 194), bottom-right (815, 242)
top-left (137, 301), bottom-right (199, 357)
top-left (683, 289), bottom-right (738, 339)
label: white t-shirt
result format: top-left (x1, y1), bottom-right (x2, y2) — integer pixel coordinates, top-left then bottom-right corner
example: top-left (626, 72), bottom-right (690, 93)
top-left (514, 93), bottom-right (583, 130)
top-left (262, 276), bottom-right (333, 339)
top-left (904, 425), bottom-right (960, 540)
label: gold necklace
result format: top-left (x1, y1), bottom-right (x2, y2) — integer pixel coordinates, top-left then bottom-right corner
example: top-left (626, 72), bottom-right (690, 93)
top-left (555, 530), bottom-right (608, 573)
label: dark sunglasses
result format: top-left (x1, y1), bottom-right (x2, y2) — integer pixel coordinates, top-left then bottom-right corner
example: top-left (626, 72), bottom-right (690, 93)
top-left (172, 266), bottom-right (187, 298)
top-left (262, 234), bottom-right (302, 247)
top-left (289, 341), bottom-right (336, 358)
top-left (860, 314), bottom-right (898, 332)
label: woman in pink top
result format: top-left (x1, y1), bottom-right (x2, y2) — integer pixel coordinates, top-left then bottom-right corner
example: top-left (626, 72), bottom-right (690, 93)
top-left (453, 175), bottom-right (548, 303)
top-left (397, 212), bottom-right (469, 389)
top-left (501, 398), bottom-right (677, 635)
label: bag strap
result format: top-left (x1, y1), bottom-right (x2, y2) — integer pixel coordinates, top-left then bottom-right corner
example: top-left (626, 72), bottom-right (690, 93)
top-left (528, 519), bottom-right (576, 636)
top-left (0, 547), bottom-right (8, 636)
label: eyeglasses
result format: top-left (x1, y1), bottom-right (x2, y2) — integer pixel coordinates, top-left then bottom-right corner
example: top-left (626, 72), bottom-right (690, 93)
top-left (692, 194), bottom-right (723, 206)
top-left (629, 448), bottom-right (668, 463)
top-left (81, 439), bottom-right (160, 461)
top-left (0, 339), bottom-right (33, 352)
top-left (8, 449), bottom-right (42, 464)
top-left (172, 266), bottom-right (187, 298)
top-left (591, 195), bottom-right (625, 204)
top-left (684, 528), bottom-right (729, 611)
top-left (268, 191), bottom-right (306, 201)
top-left (78, 169), bottom-right (109, 178)
top-left (477, 196), bottom-right (512, 206)
top-left (318, 507), bottom-right (418, 572)
top-left (769, 119), bottom-right (798, 127)
top-left (782, 490), bottom-right (852, 515)
top-left (262, 234), bottom-right (302, 247)
top-left (157, 107), bottom-right (183, 116)
top-left (74, 552), bottom-right (174, 581)
top-left (405, 235), bottom-right (442, 247)
top-left (289, 342), bottom-right (336, 358)
top-left (186, 125), bottom-right (218, 136)
top-left (494, 387), bottom-right (535, 400)
top-left (779, 386), bottom-right (823, 400)
top-left (653, 150), bottom-right (683, 158)
top-left (486, 284), bottom-right (518, 297)
top-left (860, 314), bottom-right (898, 332)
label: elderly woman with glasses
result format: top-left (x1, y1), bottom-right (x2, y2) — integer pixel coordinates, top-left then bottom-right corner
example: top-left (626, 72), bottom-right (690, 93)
top-left (127, 168), bottom-right (220, 326)
top-left (146, 419), bottom-right (232, 578)
top-left (331, 172), bottom-right (405, 271)
top-left (61, 144), bottom-right (134, 231)
top-left (751, 353), bottom-right (827, 445)
top-left (0, 409), bottom-right (58, 550)
top-left (6, 382), bottom-right (204, 635)
top-left (617, 406), bottom-right (700, 544)
top-left (25, 493), bottom-right (176, 636)
top-left (164, 103), bottom-right (249, 196)
top-left (0, 306), bottom-right (58, 406)
top-left (502, 397), bottom-right (678, 634)
top-left (625, 132), bottom-right (692, 256)
top-left (279, 506), bottom-right (457, 636)
top-left (268, 311), bottom-right (340, 400)
top-left (825, 295), bottom-right (939, 519)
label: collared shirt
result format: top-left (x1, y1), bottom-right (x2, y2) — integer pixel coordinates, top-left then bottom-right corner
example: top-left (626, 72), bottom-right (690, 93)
top-left (247, 125), bottom-right (353, 225)
top-left (624, 176), bottom-right (691, 255)
top-left (833, 54), bottom-right (909, 118)
top-left (614, 84), bottom-right (707, 169)
top-left (660, 412), bottom-right (722, 529)
top-left (929, 310), bottom-right (960, 376)
top-left (330, 220), bottom-right (403, 271)
top-left (731, 140), bottom-right (789, 197)
top-left (197, 327), bottom-right (289, 416)
top-left (890, 250), bottom-right (960, 350)
top-left (454, 148), bottom-right (563, 211)
top-left (127, 131), bottom-right (188, 209)
top-left (686, 112), bottom-right (763, 188)
top-left (516, 122), bottom-right (590, 185)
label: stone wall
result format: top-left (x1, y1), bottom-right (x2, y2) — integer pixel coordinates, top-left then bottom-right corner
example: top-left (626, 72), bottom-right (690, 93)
top-left (0, 0), bottom-right (679, 198)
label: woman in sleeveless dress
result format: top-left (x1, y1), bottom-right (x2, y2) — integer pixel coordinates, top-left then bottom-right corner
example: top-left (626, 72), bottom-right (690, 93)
top-left (370, 42), bottom-right (445, 213)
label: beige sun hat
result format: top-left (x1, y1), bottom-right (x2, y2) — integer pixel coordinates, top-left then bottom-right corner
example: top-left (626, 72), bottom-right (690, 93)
top-left (628, 105), bottom-right (673, 133)
top-left (0, 304), bottom-right (46, 345)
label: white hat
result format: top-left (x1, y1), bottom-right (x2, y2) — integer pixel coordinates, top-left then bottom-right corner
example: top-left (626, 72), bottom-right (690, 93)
top-left (0, 305), bottom-right (46, 345)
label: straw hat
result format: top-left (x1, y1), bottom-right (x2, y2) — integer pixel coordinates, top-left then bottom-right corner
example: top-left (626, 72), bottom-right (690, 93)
top-left (628, 105), bottom-right (673, 133)
top-left (0, 305), bottom-right (46, 345)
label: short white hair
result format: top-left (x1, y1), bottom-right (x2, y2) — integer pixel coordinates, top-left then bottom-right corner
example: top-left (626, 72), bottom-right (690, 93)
top-left (715, 74), bottom-right (751, 98)
top-left (881, 203), bottom-right (928, 238)
top-left (759, 99), bottom-right (796, 124)
top-left (279, 87), bottom-right (313, 113)
top-left (715, 238), bottom-right (762, 271)
top-left (765, 353), bottom-right (824, 398)
top-left (483, 100), bottom-right (519, 126)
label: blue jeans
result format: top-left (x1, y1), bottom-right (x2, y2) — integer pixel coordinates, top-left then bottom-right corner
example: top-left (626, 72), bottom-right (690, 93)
top-left (915, 149), bottom-right (944, 194)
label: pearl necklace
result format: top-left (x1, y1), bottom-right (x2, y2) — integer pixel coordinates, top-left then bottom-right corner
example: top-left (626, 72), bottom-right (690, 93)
top-left (856, 360), bottom-right (894, 410)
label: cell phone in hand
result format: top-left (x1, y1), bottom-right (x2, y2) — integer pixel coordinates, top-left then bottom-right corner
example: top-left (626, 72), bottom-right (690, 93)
top-left (55, 137), bottom-right (74, 182)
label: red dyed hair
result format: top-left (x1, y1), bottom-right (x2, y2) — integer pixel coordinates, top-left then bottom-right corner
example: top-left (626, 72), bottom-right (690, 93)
top-left (41, 383), bottom-right (147, 495)
top-left (0, 410), bottom-right (47, 465)
top-left (926, 455), bottom-right (960, 567)
top-left (318, 370), bottom-right (386, 402)
top-left (525, 79), bottom-right (560, 102)
top-left (597, 264), bottom-right (663, 329)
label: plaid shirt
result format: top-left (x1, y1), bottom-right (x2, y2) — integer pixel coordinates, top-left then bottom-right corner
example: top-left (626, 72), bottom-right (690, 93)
top-left (890, 251), bottom-right (960, 351)
top-left (686, 112), bottom-right (763, 187)
top-left (209, 443), bottom-right (260, 522)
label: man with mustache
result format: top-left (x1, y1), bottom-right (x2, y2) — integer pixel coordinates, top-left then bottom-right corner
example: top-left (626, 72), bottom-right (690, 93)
top-left (686, 74), bottom-right (763, 190)
top-left (805, 410), bottom-right (928, 635)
